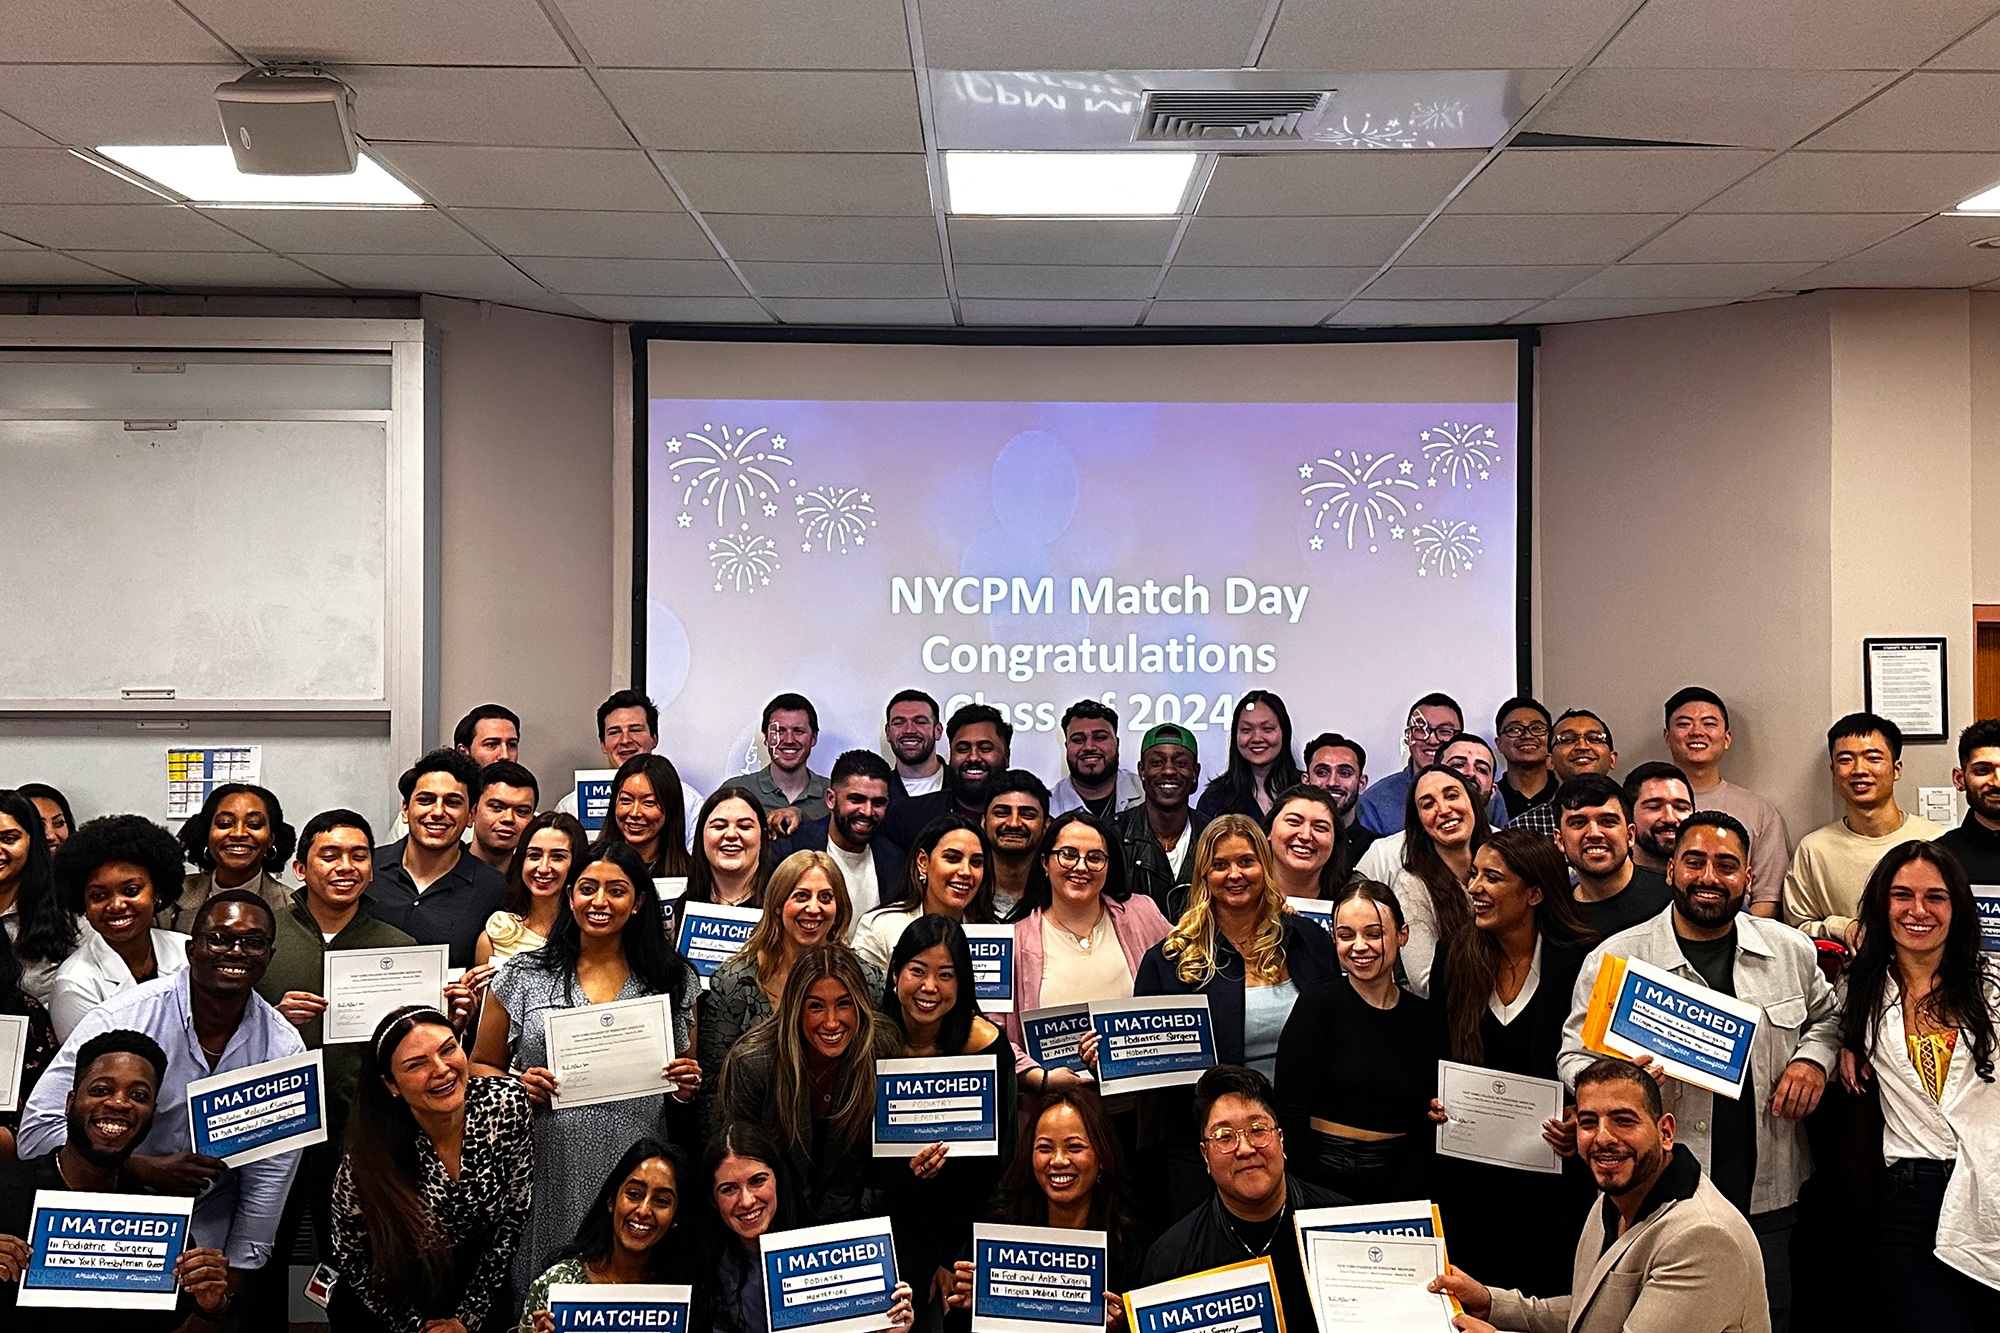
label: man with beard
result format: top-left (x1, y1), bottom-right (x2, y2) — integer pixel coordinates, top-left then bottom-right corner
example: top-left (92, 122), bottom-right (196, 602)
top-left (20, 890), bottom-right (307, 1309)
top-left (1304, 731), bottom-right (1374, 861)
top-left (1118, 723), bottom-right (1208, 918)
top-left (884, 689), bottom-right (945, 799)
top-left (1624, 762), bottom-right (1694, 873)
top-left (1432, 1058), bottom-right (1769, 1333)
top-left (0, 1031), bottom-right (234, 1328)
top-left (1509, 709), bottom-right (1620, 839)
top-left (776, 749), bottom-right (904, 923)
top-left (1355, 733), bottom-right (1501, 883)
top-left (1561, 812), bottom-right (1836, 1333)
top-left (1554, 774), bottom-right (1672, 938)
top-left (1935, 717), bottom-right (2000, 881)
top-left (879, 704), bottom-right (1012, 851)
top-left (982, 770), bottom-right (1050, 921)
top-left (1050, 700), bottom-right (1143, 818)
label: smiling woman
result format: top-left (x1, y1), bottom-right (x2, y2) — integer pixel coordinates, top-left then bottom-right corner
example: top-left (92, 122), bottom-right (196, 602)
top-left (853, 815), bottom-right (998, 970)
top-left (163, 783), bottom-right (296, 933)
top-left (48, 815), bottom-right (191, 1041)
top-left (519, 1138), bottom-right (707, 1333)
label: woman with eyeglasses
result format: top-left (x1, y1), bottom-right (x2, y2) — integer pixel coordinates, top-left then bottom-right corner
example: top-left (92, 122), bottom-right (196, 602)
top-left (1196, 692), bottom-right (1302, 822)
top-left (1391, 764), bottom-right (1491, 998)
top-left (853, 815), bottom-right (997, 972)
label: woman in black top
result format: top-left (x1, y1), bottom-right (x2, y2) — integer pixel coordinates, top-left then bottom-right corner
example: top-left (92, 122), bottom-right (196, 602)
top-left (1274, 879), bottom-right (1444, 1203)
top-left (1195, 692), bottom-right (1303, 822)
top-left (1428, 828), bottom-right (1598, 1298)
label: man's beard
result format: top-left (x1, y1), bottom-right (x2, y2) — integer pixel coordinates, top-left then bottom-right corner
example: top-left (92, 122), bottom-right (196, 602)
top-left (1635, 824), bottom-right (1678, 862)
top-left (1068, 755), bottom-right (1113, 785)
top-left (1600, 1143), bottom-right (1666, 1197)
top-left (67, 1114), bottom-right (140, 1170)
top-left (1674, 880), bottom-right (1740, 928)
top-left (832, 809), bottom-right (876, 846)
top-left (948, 762), bottom-right (997, 807)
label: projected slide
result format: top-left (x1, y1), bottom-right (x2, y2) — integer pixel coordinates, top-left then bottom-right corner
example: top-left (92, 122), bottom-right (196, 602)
top-left (643, 381), bottom-right (1519, 792)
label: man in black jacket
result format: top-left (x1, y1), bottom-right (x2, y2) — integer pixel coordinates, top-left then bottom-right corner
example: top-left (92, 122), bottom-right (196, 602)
top-left (1118, 722), bottom-right (1208, 919)
top-left (1142, 1066), bottom-right (1348, 1333)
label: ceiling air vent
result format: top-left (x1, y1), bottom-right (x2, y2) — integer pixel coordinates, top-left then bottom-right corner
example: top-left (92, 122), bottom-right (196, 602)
top-left (1135, 89), bottom-right (1330, 141)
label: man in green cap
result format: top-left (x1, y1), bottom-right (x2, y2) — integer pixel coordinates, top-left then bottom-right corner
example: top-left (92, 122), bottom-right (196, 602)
top-left (1118, 722), bottom-right (1207, 919)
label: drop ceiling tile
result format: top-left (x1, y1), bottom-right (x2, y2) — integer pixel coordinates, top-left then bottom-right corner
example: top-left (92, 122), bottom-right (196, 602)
top-left (1783, 213), bottom-right (2000, 287)
top-left (371, 145), bottom-right (681, 210)
top-left (960, 300), bottom-right (1145, 325)
top-left (1260, 0), bottom-right (1634, 69)
top-left (455, 208), bottom-right (715, 259)
top-left (1145, 300), bottom-right (1337, 325)
top-left (945, 218), bottom-right (1178, 266)
top-left (1363, 264), bottom-right (1602, 299)
top-left (179, 0), bottom-right (574, 64)
top-left (514, 256), bottom-right (746, 297)
top-left (1701, 151), bottom-right (2000, 213)
top-left (1334, 298), bottom-right (1538, 324)
top-left (737, 262), bottom-right (946, 298)
top-left (0, 149), bottom-right (175, 203)
top-left (290, 253), bottom-right (544, 295)
top-left (0, 111), bottom-right (55, 148)
top-left (707, 214), bottom-right (940, 264)
top-left (572, 295), bottom-right (773, 322)
top-left (67, 250), bottom-right (342, 287)
top-left (1524, 69), bottom-right (1895, 150)
top-left (1805, 74), bottom-right (2000, 152)
top-left (1155, 266), bottom-right (1374, 300)
top-left (1596, 0), bottom-right (1997, 69)
top-left (0, 250), bottom-right (136, 282)
top-left (656, 152), bottom-right (932, 216)
top-left (1449, 149), bottom-right (1766, 214)
top-left (921, 0), bottom-right (1269, 68)
top-left (1626, 212), bottom-right (1925, 263)
top-left (1520, 296), bottom-right (1736, 323)
top-left (1931, 14), bottom-right (2000, 67)
top-left (1172, 215), bottom-right (1422, 266)
top-left (1559, 262), bottom-right (1816, 299)
top-left (765, 297), bottom-right (954, 324)
top-left (1400, 213), bottom-right (1676, 265)
top-left (337, 67), bottom-right (631, 149)
top-left (603, 71), bottom-right (922, 153)
top-left (1199, 151), bottom-right (1483, 217)
top-left (953, 265), bottom-right (1156, 299)
top-left (0, 204), bottom-right (258, 252)
top-left (6, 0), bottom-right (235, 61)
top-left (556, 0), bottom-right (912, 69)
top-left (201, 206), bottom-right (492, 256)
top-left (0, 64), bottom-right (240, 146)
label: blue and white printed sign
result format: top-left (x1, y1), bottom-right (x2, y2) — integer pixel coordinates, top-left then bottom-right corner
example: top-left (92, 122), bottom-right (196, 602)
top-left (1020, 1004), bottom-right (1091, 1077)
top-left (1974, 886), bottom-right (2000, 953)
top-left (1088, 995), bottom-right (1216, 1094)
top-left (188, 1049), bottom-right (327, 1167)
top-left (971, 1223), bottom-right (1107, 1333)
top-left (576, 769), bottom-right (617, 835)
top-left (676, 902), bottom-right (762, 984)
top-left (761, 1217), bottom-right (900, 1333)
top-left (962, 925), bottom-right (1016, 1014)
top-left (18, 1190), bottom-right (194, 1309)
top-left (1124, 1258), bottom-right (1284, 1333)
top-left (1602, 956), bottom-right (1763, 1098)
top-left (873, 1055), bottom-right (999, 1157)
top-left (1284, 898), bottom-right (1336, 932)
top-left (548, 1282), bottom-right (693, 1332)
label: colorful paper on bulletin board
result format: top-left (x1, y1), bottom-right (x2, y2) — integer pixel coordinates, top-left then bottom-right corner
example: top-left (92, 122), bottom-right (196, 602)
top-left (166, 746), bottom-right (262, 820)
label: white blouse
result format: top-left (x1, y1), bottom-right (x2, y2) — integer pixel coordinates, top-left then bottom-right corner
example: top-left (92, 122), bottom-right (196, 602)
top-left (50, 927), bottom-right (190, 1041)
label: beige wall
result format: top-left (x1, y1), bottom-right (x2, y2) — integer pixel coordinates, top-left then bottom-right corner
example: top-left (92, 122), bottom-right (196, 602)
top-left (424, 296), bottom-right (620, 791)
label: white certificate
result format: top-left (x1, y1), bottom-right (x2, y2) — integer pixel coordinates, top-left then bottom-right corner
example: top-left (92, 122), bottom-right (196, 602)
top-left (1305, 1232), bottom-right (1454, 1333)
top-left (0, 1012), bottom-right (28, 1113)
top-left (322, 944), bottom-right (450, 1045)
top-left (545, 994), bottom-right (677, 1109)
top-left (1435, 1060), bottom-right (1563, 1174)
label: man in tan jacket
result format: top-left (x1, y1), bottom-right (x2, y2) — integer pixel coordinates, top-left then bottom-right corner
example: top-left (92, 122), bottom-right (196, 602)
top-left (1432, 1058), bottom-right (1769, 1333)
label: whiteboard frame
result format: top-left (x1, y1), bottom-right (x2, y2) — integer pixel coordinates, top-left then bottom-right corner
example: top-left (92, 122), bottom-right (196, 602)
top-left (0, 316), bottom-right (440, 761)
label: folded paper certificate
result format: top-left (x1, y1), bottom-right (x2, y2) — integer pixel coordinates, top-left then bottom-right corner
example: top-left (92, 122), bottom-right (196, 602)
top-left (1582, 955), bottom-right (1762, 1098)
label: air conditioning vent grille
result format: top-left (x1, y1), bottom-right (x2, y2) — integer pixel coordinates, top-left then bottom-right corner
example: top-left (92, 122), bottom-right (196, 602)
top-left (1135, 90), bottom-right (1330, 141)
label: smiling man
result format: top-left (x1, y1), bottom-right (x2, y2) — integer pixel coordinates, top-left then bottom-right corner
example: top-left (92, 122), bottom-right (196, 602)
top-left (1495, 696), bottom-right (1556, 820)
top-left (1509, 708), bottom-right (1620, 839)
top-left (1120, 723), bottom-right (1207, 918)
top-left (1662, 688), bottom-right (1790, 917)
top-left (369, 749), bottom-right (507, 969)
top-left (879, 704), bottom-right (1013, 851)
top-left (883, 689), bottom-right (946, 798)
top-left (744, 692), bottom-right (830, 821)
top-left (983, 770), bottom-right (1051, 921)
top-left (1051, 700), bottom-right (1144, 818)
top-left (1554, 774), bottom-right (1672, 938)
top-left (1783, 713), bottom-right (1943, 948)
top-left (468, 760), bottom-right (539, 876)
top-left (1359, 692), bottom-right (1508, 834)
top-left (776, 750), bottom-right (905, 925)
top-left (1934, 717), bottom-right (2000, 881)
top-left (1624, 762), bottom-right (1696, 873)
top-left (1303, 731), bottom-right (1373, 860)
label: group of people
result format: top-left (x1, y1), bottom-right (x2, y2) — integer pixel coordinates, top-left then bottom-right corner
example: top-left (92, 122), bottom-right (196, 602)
top-left (0, 682), bottom-right (1994, 1333)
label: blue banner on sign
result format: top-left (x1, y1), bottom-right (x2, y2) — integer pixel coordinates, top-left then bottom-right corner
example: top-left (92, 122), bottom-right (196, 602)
top-left (1091, 997), bottom-right (1216, 1093)
top-left (964, 928), bottom-right (1015, 1012)
top-left (874, 1057), bottom-right (999, 1156)
top-left (25, 1194), bottom-right (189, 1301)
top-left (1976, 889), bottom-right (2000, 954)
top-left (676, 905), bottom-right (759, 978)
top-left (551, 1293), bottom-right (690, 1332)
top-left (1127, 1262), bottom-right (1282, 1333)
top-left (189, 1051), bottom-right (325, 1165)
top-left (762, 1220), bottom-right (899, 1333)
top-left (1608, 972), bottom-right (1754, 1091)
top-left (577, 773), bottom-right (617, 835)
top-left (973, 1227), bottom-right (1105, 1329)
top-left (1020, 1006), bottom-right (1091, 1075)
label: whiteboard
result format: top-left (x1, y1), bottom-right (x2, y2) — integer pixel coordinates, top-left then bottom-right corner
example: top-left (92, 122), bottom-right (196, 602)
top-left (0, 417), bottom-right (388, 702)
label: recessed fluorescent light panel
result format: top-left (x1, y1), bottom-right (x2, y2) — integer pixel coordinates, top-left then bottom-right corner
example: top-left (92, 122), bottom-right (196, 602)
top-left (943, 151), bottom-right (1197, 216)
top-left (1956, 180), bottom-right (2000, 214)
top-left (89, 144), bottom-right (423, 207)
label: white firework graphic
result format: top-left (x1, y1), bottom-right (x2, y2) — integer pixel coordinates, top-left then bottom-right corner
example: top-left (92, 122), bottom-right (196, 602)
top-left (1420, 420), bottom-right (1499, 488)
top-left (669, 423), bottom-right (794, 526)
top-left (794, 485), bottom-right (877, 553)
top-left (708, 532), bottom-right (781, 593)
top-left (1315, 113), bottom-right (1422, 149)
top-left (1413, 520), bottom-right (1481, 578)
top-left (1299, 450), bottom-right (1421, 552)
top-left (1411, 101), bottom-right (1465, 131)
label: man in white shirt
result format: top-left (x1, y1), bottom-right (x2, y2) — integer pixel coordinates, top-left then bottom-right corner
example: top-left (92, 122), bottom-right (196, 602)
top-left (884, 689), bottom-right (946, 799)
top-left (1663, 687), bottom-right (1790, 916)
top-left (774, 750), bottom-right (904, 928)
top-left (1049, 699), bottom-right (1144, 818)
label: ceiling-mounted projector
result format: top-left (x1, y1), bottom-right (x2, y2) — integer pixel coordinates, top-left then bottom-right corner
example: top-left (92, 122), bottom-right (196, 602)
top-left (214, 68), bottom-right (358, 175)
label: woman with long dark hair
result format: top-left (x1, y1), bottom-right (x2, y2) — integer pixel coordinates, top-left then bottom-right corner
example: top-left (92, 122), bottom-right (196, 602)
top-left (0, 788), bottom-right (74, 1004)
top-left (1265, 784), bottom-right (1352, 903)
top-left (17, 783), bottom-right (73, 857)
top-left (331, 1005), bottom-right (533, 1331)
top-left (475, 812), bottom-right (588, 974)
top-left (1195, 691), bottom-right (1302, 821)
top-left (472, 841), bottom-right (703, 1296)
top-left (1428, 828), bottom-right (1597, 1298)
top-left (518, 1138), bottom-right (705, 1332)
top-left (1838, 840), bottom-right (2000, 1329)
top-left (1392, 764), bottom-right (1491, 997)
top-left (686, 786), bottom-right (772, 908)
top-left (163, 781), bottom-right (296, 931)
top-left (0, 890), bottom-right (57, 1162)
top-left (854, 814), bottom-right (997, 970)
top-left (596, 754), bottom-right (692, 880)
top-left (718, 944), bottom-right (898, 1225)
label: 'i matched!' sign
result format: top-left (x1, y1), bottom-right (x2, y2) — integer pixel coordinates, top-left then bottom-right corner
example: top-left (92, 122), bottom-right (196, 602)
top-left (1089, 995), bottom-right (1216, 1094)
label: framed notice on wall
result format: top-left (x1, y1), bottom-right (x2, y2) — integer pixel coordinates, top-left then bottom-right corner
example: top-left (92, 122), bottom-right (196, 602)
top-left (1864, 638), bottom-right (1948, 743)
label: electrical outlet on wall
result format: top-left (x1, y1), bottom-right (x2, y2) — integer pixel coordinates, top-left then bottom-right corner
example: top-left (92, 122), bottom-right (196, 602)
top-left (1918, 786), bottom-right (1958, 826)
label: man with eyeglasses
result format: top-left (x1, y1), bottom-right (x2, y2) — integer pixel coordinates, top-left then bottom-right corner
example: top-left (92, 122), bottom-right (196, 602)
top-left (1509, 708), bottom-right (1621, 839)
top-left (20, 890), bottom-right (306, 1315)
top-left (742, 691), bottom-right (830, 826)
top-left (1495, 696), bottom-right (1556, 821)
top-left (1143, 1065), bottom-right (1347, 1333)
top-left (1663, 687), bottom-right (1791, 919)
top-left (1356, 692), bottom-right (1509, 835)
